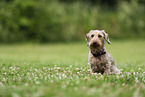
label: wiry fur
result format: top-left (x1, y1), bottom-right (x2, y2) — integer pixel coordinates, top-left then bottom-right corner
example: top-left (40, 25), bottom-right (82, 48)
top-left (86, 30), bottom-right (120, 75)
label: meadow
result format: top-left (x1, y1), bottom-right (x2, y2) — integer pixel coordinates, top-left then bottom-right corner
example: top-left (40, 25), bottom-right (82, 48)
top-left (0, 40), bottom-right (145, 97)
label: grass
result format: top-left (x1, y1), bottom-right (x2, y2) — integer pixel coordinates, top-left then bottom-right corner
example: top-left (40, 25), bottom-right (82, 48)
top-left (0, 40), bottom-right (145, 97)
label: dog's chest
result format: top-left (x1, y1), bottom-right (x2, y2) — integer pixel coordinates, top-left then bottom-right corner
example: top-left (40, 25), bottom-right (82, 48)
top-left (90, 56), bottom-right (107, 65)
top-left (89, 55), bottom-right (109, 73)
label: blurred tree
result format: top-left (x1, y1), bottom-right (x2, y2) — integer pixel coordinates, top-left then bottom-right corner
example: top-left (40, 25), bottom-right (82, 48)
top-left (0, 0), bottom-right (144, 43)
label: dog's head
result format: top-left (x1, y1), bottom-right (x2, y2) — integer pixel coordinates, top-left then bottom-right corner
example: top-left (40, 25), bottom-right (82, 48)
top-left (86, 30), bottom-right (111, 51)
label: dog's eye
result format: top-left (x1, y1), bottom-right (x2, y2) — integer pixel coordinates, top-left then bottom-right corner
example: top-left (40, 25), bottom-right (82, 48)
top-left (91, 34), bottom-right (94, 37)
top-left (98, 35), bottom-right (102, 38)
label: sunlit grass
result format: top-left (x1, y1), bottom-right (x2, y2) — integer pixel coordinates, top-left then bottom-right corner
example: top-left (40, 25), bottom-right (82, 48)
top-left (0, 40), bottom-right (145, 97)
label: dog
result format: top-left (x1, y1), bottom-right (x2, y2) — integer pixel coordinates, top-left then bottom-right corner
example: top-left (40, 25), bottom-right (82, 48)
top-left (86, 30), bottom-right (121, 75)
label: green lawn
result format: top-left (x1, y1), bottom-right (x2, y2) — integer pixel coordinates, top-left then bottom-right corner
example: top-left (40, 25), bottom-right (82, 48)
top-left (0, 40), bottom-right (145, 97)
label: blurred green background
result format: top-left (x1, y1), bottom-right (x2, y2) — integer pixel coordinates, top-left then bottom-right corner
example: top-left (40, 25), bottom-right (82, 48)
top-left (0, 0), bottom-right (144, 43)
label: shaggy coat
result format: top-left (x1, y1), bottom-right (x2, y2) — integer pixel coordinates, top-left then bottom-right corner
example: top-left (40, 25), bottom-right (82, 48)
top-left (86, 30), bottom-right (120, 75)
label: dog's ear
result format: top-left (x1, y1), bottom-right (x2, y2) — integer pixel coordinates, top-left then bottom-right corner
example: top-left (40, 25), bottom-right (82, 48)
top-left (85, 33), bottom-right (89, 41)
top-left (102, 30), bottom-right (111, 44)
top-left (85, 33), bottom-right (90, 46)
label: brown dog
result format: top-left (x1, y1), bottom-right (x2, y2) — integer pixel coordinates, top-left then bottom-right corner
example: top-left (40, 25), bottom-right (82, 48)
top-left (86, 30), bottom-right (120, 75)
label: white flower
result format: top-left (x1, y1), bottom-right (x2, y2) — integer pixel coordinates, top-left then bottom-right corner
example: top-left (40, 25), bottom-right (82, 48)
top-left (16, 68), bottom-right (20, 70)
top-left (122, 83), bottom-right (125, 86)
top-left (62, 74), bottom-right (67, 78)
top-left (43, 67), bottom-right (47, 70)
top-left (66, 67), bottom-right (69, 69)
top-left (1, 78), bottom-right (6, 82)
top-left (96, 76), bottom-right (98, 79)
top-left (24, 83), bottom-right (28, 86)
top-left (76, 68), bottom-right (80, 71)
top-left (35, 81), bottom-right (40, 85)
top-left (135, 77), bottom-right (138, 80)
top-left (3, 72), bottom-right (6, 75)
top-left (130, 70), bottom-right (134, 73)
top-left (133, 72), bottom-right (135, 75)
top-left (120, 74), bottom-right (124, 78)
top-left (135, 77), bottom-right (139, 83)
top-left (0, 82), bottom-right (3, 87)
top-left (35, 69), bottom-right (38, 72)
top-left (57, 67), bottom-right (60, 70)
top-left (10, 67), bottom-right (13, 69)
top-left (28, 78), bottom-right (32, 80)
top-left (128, 72), bottom-right (131, 75)
top-left (44, 77), bottom-right (47, 80)
top-left (59, 76), bottom-right (62, 80)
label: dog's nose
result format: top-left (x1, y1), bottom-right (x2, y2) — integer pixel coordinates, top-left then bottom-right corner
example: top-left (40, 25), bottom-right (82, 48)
top-left (93, 41), bottom-right (97, 45)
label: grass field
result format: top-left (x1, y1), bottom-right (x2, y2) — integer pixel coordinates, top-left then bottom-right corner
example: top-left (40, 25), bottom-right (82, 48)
top-left (0, 40), bottom-right (145, 97)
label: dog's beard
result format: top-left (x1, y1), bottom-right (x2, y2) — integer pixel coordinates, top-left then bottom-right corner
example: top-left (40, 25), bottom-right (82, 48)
top-left (90, 46), bottom-right (103, 53)
top-left (89, 41), bottom-right (104, 53)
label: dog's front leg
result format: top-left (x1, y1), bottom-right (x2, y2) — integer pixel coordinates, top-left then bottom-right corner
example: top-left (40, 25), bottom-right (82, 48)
top-left (90, 64), bottom-right (98, 73)
top-left (103, 63), bottom-right (111, 75)
top-left (103, 69), bottom-right (110, 75)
